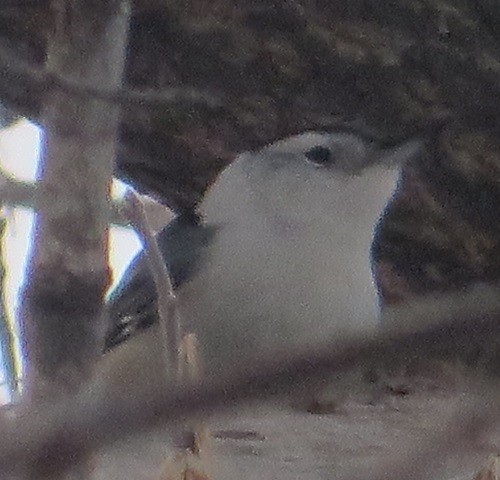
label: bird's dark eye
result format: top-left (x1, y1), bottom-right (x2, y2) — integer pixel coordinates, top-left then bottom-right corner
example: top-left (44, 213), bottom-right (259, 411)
top-left (305, 146), bottom-right (333, 166)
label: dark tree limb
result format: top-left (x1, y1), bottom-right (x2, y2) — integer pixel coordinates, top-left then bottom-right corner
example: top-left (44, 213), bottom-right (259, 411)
top-left (0, 286), bottom-right (499, 475)
top-left (0, 41), bottom-right (223, 110)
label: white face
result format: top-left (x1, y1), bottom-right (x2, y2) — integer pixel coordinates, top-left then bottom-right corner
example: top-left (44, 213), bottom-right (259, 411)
top-left (184, 131), bottom-right (421, 373)
top-left (205, 131), bottom-right (419, 230)
top-left (262, 130), bottom-right (378, 174)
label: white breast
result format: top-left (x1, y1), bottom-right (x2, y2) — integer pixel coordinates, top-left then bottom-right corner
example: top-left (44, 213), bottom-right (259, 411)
top-left (176, 155), bottom-right (400, 374)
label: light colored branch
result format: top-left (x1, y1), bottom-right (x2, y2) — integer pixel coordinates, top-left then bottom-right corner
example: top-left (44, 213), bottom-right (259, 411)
top-left (19, 0), bottom-right (131, 477)
top-left (123, 189), bottom-right (181, 376)
top-left (0, 169), bottom-right (172, 229)
top-left (123, 191), bottom-right (211, 476)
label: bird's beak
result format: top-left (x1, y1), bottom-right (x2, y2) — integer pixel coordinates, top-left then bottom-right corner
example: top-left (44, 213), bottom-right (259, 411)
top-left (374, 138), bottom-right (424, 169)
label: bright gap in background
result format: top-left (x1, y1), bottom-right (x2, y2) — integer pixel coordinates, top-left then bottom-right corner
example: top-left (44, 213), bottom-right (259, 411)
top-left (0, 119), bottom-right (143, 403)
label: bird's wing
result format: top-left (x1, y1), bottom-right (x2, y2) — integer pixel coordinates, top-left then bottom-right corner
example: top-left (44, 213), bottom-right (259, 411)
top-left (104, 214), bottom-right (218, 351)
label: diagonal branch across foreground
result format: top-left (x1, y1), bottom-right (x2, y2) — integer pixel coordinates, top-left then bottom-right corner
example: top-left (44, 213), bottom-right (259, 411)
top-left (0, 286), bottom-right (499, 473)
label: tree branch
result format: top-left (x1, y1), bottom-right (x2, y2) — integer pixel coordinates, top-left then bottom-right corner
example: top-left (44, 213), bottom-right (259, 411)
top-left (0, 167), bottom-right (172, 230)
top-left (123, 189), bottom-right (181, 375)
top-left (0, 40), bottom-right (223, 111)
top-left (19, 0), bottom-right (131, 476)
top-left (0, 286), bottom-right (499, 474)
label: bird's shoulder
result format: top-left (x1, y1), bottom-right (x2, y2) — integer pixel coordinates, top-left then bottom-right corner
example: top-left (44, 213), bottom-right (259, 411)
top-left (105, 212), bottom-right (218, 351)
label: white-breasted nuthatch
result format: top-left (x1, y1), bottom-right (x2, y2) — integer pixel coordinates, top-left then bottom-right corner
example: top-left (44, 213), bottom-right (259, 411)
top-left (105, 128), bottom-right (423, 378)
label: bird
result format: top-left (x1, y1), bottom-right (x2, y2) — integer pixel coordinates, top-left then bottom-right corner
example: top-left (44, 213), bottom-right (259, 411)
top-left (104, 127), bottom-right (424, 380)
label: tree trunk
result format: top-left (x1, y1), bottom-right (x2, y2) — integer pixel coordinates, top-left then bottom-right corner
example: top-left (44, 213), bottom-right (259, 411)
top-left (19, 0), bottom-right (130, 476)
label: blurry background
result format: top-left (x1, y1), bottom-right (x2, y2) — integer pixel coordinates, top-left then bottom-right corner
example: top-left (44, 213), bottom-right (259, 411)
top-left (0, 119), bottom-right (144, 403)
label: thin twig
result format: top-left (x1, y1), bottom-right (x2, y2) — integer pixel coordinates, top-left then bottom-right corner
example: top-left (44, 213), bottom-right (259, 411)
top-left (0, 167), bottom-right (173, 228)
top-left (123, 190), bottom-right (210, 477)
top-left (123, 189), bottom-right (181, 376)
top-left (0, 42), bottom-right (223, 110)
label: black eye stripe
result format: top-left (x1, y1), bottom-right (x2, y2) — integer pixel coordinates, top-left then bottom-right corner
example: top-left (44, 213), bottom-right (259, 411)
top-left (305, 146), bottom-right (333, 166)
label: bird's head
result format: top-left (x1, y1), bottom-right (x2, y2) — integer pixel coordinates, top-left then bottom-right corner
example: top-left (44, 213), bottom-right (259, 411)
top-left (206, 129), bottom-right (424, 233)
